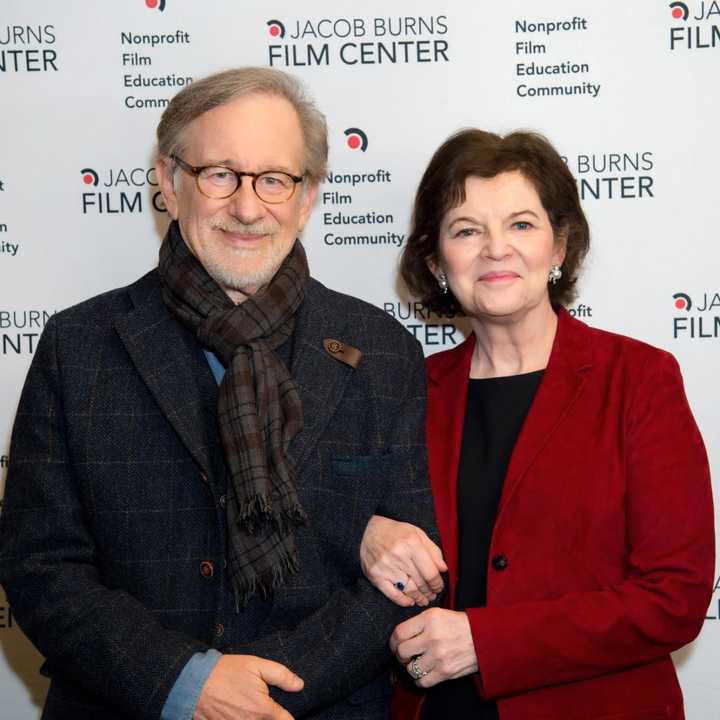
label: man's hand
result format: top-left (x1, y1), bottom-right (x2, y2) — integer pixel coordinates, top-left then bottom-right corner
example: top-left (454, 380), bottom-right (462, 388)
top-left (194, 654), bottom-right (303, 720)
top-left (390, 608), bottom-right (478, 688)
top-left (360, 515), bottom-right (447, 607)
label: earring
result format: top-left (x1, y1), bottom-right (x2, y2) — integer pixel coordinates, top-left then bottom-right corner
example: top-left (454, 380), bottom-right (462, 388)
top-left (438, 273), bottom-right (449, 294)
top-left (548, 265), bottom-right (562, 285)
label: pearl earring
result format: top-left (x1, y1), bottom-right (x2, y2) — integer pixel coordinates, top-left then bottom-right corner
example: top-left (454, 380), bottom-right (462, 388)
top-left (438, 273), bottom-right (449, 294)
top-left (548, 265), bottom-right (562, 284)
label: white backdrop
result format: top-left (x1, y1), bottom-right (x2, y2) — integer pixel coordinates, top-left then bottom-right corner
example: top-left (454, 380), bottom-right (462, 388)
top-left (1, 1), bottom-right (719, 717)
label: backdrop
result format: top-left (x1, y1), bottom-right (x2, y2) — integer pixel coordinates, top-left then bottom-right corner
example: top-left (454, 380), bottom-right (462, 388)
top-left (1, 0), bottom-right (719, 717)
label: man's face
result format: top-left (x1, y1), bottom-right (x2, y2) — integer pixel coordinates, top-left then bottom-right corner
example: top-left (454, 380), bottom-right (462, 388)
top-left (157, 93), bottom-right (318, 301)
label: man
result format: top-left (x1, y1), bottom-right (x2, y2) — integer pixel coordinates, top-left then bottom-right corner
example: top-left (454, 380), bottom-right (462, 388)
top-left (0, 68), bottom-right (438, 719)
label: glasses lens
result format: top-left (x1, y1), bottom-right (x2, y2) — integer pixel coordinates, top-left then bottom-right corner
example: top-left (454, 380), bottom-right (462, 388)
top-left (197, 166), bottom-right (238, 198)
top-left (255, 172), bottom-right (295, 202)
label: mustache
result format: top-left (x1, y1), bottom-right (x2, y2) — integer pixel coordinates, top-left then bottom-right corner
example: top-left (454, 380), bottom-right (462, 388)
top-left (210, 219), bottom-right (276, 235)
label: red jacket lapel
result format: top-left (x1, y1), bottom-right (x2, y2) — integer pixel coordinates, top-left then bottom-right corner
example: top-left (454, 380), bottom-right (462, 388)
top-left (425, 309), bottom-right (593, 604)
top-left (425, 335), bottom-right (475, 604)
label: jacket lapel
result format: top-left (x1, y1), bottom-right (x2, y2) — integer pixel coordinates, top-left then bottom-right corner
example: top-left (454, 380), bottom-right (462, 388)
top-left (497, 309), bottom-right (593, 519)
top-left (426, 336), bottom-right (475, 604)
top-left (287, 279), bottom-right (359, 473)
top-left (114, 271), bottom-right (215, 479)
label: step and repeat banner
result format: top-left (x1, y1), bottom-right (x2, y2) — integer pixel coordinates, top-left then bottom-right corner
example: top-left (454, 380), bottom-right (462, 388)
top-left (1, 0), bottom-right (719, 717)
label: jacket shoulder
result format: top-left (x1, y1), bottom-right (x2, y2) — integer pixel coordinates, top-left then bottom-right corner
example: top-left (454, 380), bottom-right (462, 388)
top-left (560, 310), bottom-right (681, 377)
top-left (307, 278), bottom-right (422, 356)
top-left (50, 270), bottom-right (158, 330)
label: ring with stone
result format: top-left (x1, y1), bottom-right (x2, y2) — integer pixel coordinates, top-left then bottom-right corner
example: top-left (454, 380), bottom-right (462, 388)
top-left (394, 580), bottom-right (407, 592)
top-left (408, 655), bottom-right (428, 680)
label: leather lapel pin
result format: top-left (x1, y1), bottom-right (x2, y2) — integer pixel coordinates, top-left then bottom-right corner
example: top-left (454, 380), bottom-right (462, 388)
top-left (323, 338), bottom-right (362, 369)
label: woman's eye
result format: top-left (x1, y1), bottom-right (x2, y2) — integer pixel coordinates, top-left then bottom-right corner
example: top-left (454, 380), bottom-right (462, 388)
top-left (455, 227), bottom-right (476, 237)
top-left (513, 221), bottom-right (531, 231)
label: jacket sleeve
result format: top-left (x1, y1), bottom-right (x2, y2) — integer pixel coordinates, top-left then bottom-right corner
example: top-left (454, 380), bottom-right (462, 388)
top-left (467, 350), bottom-right (715, 699)
top-left (226, 339), bottom-right (441, 716)
top-left (0, 317), bottom-right (208, 720)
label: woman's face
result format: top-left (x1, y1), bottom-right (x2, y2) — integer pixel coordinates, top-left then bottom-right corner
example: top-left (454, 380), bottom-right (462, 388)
top-left (434, 170), bottom-right (565, 324)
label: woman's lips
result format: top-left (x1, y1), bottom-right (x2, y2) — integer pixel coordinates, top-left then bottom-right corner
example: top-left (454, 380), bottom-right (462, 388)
top-left (478, 271), bottom-right (519, 282)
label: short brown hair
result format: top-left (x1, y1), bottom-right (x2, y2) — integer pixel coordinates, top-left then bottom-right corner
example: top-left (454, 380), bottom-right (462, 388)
top-left (400, 129), bottom-right (589, 314)
top-left (156, 67), bottom-right (328, 184)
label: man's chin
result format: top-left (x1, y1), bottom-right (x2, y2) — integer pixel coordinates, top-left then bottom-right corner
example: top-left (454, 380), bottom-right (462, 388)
top-left (211, 260), bottom-right (282, 297)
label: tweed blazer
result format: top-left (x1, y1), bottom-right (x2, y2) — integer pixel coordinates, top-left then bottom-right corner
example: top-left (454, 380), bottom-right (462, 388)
top-left (0, 269), bottom-right (438, 720)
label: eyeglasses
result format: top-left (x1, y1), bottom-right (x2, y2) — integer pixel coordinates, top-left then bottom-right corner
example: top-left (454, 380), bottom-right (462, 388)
top-left (170, 154), bottom-right (304, 204)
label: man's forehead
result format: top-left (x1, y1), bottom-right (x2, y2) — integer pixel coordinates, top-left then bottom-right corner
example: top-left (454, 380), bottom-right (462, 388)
top-left (182, 93), bottom-right (304, 168)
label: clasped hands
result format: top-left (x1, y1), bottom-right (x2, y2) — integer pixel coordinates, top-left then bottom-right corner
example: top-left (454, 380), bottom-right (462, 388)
top-left (361, 515), bottom-right (479, 687)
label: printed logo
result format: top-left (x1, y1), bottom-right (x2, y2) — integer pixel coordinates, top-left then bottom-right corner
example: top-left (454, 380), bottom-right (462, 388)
top-left (672, 292), bottom-right (692, 310)
top-left (0, 310), bottom-right (53, 355)
top-left (383, 301), bottom-right (463, 348)
top-left (344, 127), bottom-right (368, 151)
top-left (267, 20), bottom-right (286, 38)
top-left (0, 23), bottom-right (58, 72)
top-left (145, 0), bottom-right (167, 11)
top-left (669, 1), bottom-right (690, 20)
top-left (266, 15), bottom-right (449, 68)
top-left (565, 150), bottom-right (655, 201)
top-left (80, 166), bottom-right (166, 215)
top-left (81, 168), bottom-right (99, 186)
top-left (671, 290), bottom-right (720, 338)
top-left (669, 0), bottom-right (720, 50)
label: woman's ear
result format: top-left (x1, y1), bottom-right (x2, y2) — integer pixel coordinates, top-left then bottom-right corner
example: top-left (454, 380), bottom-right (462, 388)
top-left (426, 254), bottom-right (441, 281)
top-left (553, 225), bottom-right (568, 267)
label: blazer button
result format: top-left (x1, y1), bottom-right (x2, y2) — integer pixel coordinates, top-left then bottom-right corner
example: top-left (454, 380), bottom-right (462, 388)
top-left (215, 623), bottom-right (225, 637)
top-left (218, 494), bottom-right (226, 508)
top-left (491, 554), bottom-right (508, 571)
top-left (200, 560), bottom-right (215, 578)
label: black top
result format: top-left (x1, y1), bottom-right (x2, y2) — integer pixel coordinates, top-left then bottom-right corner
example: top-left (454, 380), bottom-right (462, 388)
top-left (421, 370), bottom-right (543, 720)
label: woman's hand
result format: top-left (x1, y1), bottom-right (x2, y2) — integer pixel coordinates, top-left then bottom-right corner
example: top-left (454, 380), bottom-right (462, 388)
top-left (360, 515), bottom-right (447, 607)
top-left (390, 608), bottom-right (478, 688)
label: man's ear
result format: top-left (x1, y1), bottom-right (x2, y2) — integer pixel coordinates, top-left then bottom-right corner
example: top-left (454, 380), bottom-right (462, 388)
top-left (297, 182), bottom-right (319, 233)
top-left (155, 156), bottom-right (179, 220)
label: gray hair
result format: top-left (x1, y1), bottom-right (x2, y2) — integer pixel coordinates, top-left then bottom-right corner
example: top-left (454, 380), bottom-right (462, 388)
top-left (156, 67), bottom-right (328, 184)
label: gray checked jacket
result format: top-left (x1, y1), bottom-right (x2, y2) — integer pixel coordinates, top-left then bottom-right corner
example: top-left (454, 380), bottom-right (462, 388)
top-left (0, 269), bottom-right (438, 720)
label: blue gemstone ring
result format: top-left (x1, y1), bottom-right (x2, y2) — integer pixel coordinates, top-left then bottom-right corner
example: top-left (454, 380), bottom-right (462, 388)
top-left (394, 580), bottom-right (406, 592)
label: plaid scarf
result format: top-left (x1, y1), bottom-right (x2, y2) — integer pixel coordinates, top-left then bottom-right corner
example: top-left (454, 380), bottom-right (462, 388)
top-left (158, 221), bottom-right (308, 608)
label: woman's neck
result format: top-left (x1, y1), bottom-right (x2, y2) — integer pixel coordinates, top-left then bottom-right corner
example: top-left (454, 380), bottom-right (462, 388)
top-left (469, 301), bottom-right (558, 379)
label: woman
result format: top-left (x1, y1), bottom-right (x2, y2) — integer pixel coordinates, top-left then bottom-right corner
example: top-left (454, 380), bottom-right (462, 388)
top-left (360, 129), bottom-right (714, 719)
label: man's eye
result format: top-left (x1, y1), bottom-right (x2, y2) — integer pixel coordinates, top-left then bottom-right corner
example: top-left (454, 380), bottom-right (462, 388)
top-left (258, 174), bottom-right (291, 190)
top-left (203, 169), bottom-right (235, 185)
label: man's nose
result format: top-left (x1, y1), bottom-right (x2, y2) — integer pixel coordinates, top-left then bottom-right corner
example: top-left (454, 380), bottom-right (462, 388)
top-left (226, 177), bottom-right (265, 224)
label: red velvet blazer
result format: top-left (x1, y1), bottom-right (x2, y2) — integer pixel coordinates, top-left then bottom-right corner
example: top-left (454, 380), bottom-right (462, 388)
top-left (394, 308), bottom-right (714, 720)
